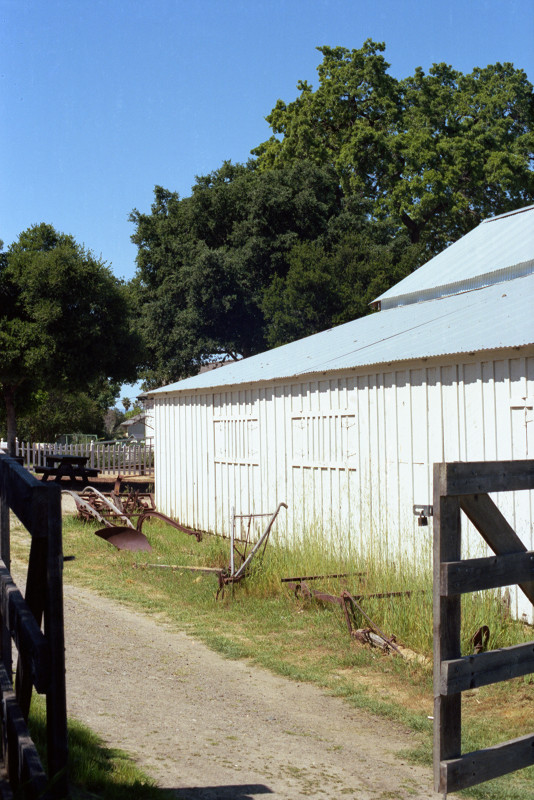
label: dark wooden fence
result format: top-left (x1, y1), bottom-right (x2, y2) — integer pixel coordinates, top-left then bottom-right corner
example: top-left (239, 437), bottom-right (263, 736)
top-left (433, 459), bottom-right (534, 794)
top-left (0, 454), bottom-right (68, 798)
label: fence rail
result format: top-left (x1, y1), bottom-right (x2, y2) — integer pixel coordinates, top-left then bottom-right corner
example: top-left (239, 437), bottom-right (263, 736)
top-left (5, 441), bottom-right (154, 477)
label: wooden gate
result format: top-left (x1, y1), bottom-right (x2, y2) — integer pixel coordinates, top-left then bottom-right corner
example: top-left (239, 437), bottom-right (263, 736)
top-left (433, 459), bottom-right (534, 794)
top-left (0, 454), bottom-right (68, 798)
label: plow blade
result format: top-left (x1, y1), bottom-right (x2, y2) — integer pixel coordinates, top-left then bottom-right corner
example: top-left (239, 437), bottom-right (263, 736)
top-left (95, 527), bottom-right (152, 552)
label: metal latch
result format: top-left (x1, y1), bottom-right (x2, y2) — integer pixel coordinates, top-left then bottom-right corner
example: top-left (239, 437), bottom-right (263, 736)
top-left (413, 505), bottom-right (433, 526)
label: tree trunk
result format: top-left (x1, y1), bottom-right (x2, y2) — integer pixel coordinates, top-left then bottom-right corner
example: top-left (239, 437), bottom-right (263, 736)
top-left (401, 211), bottom-right (422, 244)
top-left (3, 387), bottom-right (17, 457)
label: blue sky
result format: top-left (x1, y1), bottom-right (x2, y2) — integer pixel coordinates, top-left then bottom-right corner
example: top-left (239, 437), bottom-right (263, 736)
top-left (2, 0), bottom-right (533, 283)
top-left (1, 0), bottom-right (533, 404)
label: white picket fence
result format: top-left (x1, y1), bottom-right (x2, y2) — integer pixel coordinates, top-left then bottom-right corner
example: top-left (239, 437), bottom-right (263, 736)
top-left (6, 441), bottom-right (154, 477)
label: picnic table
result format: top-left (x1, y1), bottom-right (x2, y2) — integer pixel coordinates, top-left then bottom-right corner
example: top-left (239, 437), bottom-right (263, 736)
top-left (35, 455), bottom-right (100, 485)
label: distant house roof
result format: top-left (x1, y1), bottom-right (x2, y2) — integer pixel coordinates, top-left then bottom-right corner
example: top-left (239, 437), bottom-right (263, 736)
top-left (121, 412), bottom-right (146, 428)
top-left (373, 205), bottom-right (534, 309)
top-left (147, 204), bottom-right (534, 398)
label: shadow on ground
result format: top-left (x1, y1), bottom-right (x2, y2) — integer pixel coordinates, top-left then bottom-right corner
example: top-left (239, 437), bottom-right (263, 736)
top-left (28, 703), bottom-right (273, 800)
top-left (171, 785), bottom-right (273, 800)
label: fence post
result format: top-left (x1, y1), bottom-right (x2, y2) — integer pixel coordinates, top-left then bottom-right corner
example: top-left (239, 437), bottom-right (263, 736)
top-left (0, 457), bottom-right (69, 798)
top-left (41, 483), bottom-right (68, 794)
top-left (0, 462), bottom-right (11, 683)
top-left (433, 463), bottom-right (462, 794)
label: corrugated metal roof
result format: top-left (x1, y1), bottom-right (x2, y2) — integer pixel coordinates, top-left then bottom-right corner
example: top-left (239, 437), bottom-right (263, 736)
top-left (149, 272), bottom-right (534, 396)
top-left (374, 205), bottom-right (534, 309)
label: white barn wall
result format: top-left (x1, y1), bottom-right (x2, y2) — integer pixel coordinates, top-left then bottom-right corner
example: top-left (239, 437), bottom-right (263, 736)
top-left (154, 348), bottom-right (534, 614)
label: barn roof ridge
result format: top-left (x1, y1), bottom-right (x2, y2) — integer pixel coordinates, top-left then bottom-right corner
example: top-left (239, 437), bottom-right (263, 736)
top-left (374, 203), bottom-right (534, 309)
top-left (482, 203), bottom-right (534, 223)
top-left (372, 259), bottom-right (534, 311)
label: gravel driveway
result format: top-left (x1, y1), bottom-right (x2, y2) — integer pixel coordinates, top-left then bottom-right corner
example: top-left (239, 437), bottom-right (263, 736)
top-left (61, 582), bottom-right (452, 800)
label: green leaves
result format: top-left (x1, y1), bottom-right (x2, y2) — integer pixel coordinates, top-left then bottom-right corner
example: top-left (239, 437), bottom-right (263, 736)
top-left (130, 162), bottom-right (344, 382)
top-left (262, 221), bottom-right (422, 348)
top-left (254, 43), bottom-right (534, 251)
top-left (0, 223), bottom-right (141, 448)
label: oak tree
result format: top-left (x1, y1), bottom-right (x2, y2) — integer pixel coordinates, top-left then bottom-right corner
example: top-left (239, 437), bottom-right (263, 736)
top-left (0, 224), bottom-right (140, 453)
top-left (253, 41), bottom-right (534, 251)
top-left (130, 161), bottom-right (343, 384)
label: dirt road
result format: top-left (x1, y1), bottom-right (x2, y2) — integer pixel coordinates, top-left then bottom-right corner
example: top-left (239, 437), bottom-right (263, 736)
top-left (61, 583), bottom-right (450, 800)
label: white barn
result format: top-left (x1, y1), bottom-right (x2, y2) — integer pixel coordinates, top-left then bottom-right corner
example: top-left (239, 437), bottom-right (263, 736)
top-left (148, 205), bottom-right (534, 617)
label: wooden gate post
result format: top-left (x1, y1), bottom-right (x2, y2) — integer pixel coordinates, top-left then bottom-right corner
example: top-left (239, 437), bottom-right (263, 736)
top-left (433, 464), bottom-right (461, 793)
top-left (0, 464), bottom-right (11, 682)
top-left (0, 455), bottom-right (68, 798)
top-left (433, 459), bottom-right (534, 795)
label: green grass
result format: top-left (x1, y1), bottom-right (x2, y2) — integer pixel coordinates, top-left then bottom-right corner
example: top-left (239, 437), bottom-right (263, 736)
top-left (28, 694), bottom-right (173, 800)
top-left (11, 513), bottom-right (534, 800)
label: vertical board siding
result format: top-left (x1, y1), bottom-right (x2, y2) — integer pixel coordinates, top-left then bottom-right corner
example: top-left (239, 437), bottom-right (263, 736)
top-left (154, 353), bottom-right (534, 616)
top-left (510, 358), bottom-right (534, 570)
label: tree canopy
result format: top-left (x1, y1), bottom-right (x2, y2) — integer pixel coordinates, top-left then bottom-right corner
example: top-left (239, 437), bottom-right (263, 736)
top-left (263, 221), bottom-right (420, 348)
top-left (130, 41), bottom-right (534, 388)
top-left (130, 160), bottom-right (346, 384)
top-left (253, 40), bottom-right (534, 251)
top-left (0, 224), bottom-right (141, 452)
top-left (9, 380), bottom-right (122, 443)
